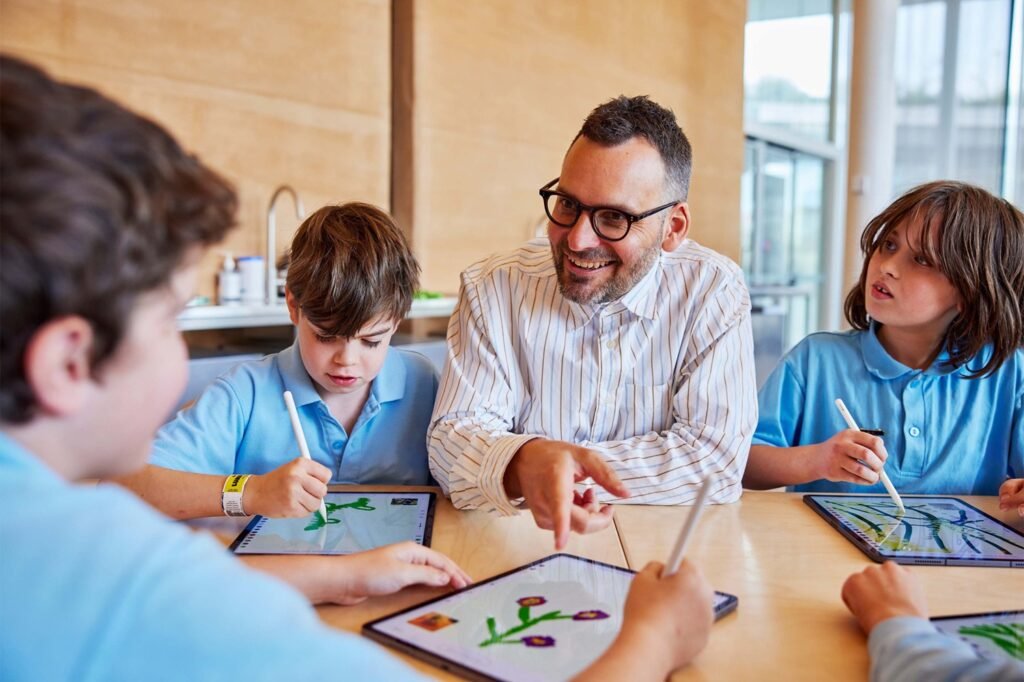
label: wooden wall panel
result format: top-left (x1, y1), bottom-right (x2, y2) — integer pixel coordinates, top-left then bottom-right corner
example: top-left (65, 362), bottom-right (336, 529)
top-left (398, 0), bottom-right (747, 293)
top-left (0, 0), bottom-right (391, 299)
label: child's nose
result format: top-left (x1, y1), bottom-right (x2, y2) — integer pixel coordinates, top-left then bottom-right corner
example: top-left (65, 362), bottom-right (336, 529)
top-left (332, 342), bottom-right (357, 365)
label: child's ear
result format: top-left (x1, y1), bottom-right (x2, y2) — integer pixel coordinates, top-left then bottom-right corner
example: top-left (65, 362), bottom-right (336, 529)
top-left (22, 316), bottom-right (95, 417)
top-left (285, 288), bottom-right (300, 325)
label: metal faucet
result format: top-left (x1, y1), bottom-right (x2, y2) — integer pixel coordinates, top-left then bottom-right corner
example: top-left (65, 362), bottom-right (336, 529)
top-left (266, 185), bottom-right (305, 305)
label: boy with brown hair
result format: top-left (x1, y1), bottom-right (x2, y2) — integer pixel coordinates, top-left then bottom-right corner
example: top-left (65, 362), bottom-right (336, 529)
top-left (118, 202), bottom-right (439, 519)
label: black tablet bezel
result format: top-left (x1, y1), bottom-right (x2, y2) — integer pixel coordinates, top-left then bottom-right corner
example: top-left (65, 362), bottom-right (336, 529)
top-left (227, 490), bottom-right (436, 554)
top-left (362, 552), bottom-right (738, 682)
top-left (803, 494), bottom-right (1024, 567)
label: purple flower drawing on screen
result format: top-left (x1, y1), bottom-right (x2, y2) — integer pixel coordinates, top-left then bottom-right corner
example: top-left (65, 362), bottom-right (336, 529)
top-left (478, 596), bottom-right (609, 648)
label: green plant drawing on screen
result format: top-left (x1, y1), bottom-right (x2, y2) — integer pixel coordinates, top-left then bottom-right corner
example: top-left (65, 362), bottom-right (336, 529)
top-left (304, 497), bottom-right (376, 531)
top-left (958, 622), bottom-right (1024, 660)
top-left (478, 596), bottom-right (609, 649)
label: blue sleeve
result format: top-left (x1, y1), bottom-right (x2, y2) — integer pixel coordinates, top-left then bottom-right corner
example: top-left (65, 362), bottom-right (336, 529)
top-left (752, 345), bottom-right (807, 448)
top-left (148, 375), bottom-right (250, 475)
top-left (868, 617), bottom-right (1024, 682)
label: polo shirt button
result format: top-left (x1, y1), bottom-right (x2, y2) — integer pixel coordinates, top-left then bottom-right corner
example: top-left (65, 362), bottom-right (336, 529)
top-left (908, 426), bottom-right (920, 437)
top-left (332, 440), bottom-right (344, 449)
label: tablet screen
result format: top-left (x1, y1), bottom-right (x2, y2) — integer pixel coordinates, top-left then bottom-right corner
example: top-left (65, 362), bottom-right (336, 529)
top-left (228, 491), bottom-right (435, 555)
top-left (931, 610), bottom-right (1024, 662)
top-left (804, 495), bottom-right (1024, 566)
top-left (363, 553), bottom-right (737, 682)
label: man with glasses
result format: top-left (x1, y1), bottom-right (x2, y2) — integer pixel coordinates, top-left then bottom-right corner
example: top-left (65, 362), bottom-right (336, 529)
top-left (428, 96), bottom-right (757, 548)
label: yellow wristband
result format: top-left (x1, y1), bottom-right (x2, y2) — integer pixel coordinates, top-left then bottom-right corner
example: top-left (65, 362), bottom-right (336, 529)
top-left (222, 474), bottom-right (250, 517)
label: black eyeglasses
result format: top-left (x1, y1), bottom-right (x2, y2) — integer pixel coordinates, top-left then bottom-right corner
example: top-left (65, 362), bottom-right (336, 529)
top-left (539, 178), bottom-right (680, 242)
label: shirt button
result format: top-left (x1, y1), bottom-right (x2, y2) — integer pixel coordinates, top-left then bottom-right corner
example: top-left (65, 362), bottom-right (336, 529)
top-left (908, 426), bottom-right (921, 438)
top-left (606, 339), bottom-right (617, 350)
top-left (332, 440), bottom-right (344, 449)
top-left (910, 379), bottom-right (920, 387)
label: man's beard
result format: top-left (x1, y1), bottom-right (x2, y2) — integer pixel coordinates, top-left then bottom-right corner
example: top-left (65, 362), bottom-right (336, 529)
top-left (551, 241), bottom-right (660, 305)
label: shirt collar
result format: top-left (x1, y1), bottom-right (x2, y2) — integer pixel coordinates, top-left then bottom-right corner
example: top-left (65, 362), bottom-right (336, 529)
top-left (372, 347), bottom-right (407, 404)
top-left (277, 341), bottom-right (407, 406)
top-left (561, 251), bottom-right (663, 330)
top-left (860, 322), bottom-right (967, 379)
top-left (276, 341), bottom-right (322, 406)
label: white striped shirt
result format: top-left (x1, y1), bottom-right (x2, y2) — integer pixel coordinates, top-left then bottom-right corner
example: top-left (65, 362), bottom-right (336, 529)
top-left (428, 238), bottom-right (757, 513)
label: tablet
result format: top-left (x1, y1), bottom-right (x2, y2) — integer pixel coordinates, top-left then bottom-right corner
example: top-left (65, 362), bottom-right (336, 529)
top-left (228, 491), bottom-right (435, 555)
top-left (363, 553), bottom-right (738, 682)
top-left (931, 610), bottom-right (1024, 662)
top-left (803, 494), bottom-right (1024, 567)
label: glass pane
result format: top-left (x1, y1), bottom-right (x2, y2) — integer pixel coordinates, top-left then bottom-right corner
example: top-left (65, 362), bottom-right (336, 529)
top-left (893, 0), bottom-right (946, 194)
top-left (893, 0), bottom-right (1012, 196)
top-left (953, 0), bottom-right (1011, 194)
top-left (1018, 49), bottom-right (1024, 204)
top-left (759, 146), bottom-right (795, 283)
top-left (745, 0), bottom-right (835, 142)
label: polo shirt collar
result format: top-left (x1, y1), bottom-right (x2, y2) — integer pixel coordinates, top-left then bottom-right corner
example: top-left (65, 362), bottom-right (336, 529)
top-left (860, 322), bottom-right (967, 380)
top-left (276, 341), bottom-right (322, 407)
top-left (372, 347), bottom-right (407, 404)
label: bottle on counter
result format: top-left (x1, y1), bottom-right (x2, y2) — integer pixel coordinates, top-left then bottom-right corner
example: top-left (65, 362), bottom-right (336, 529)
top-left (237, 255), bottom-right (265, 304)
top-left (217, 253), bottom-right (242, 305)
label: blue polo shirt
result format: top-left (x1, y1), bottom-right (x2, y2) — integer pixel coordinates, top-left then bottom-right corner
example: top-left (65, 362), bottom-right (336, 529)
top-left (151, 343), bottom-right (437, 484)
top-left (0, 433), bottom-right (420, 681)
top-left (753, 325), bottom-right (1024, 495)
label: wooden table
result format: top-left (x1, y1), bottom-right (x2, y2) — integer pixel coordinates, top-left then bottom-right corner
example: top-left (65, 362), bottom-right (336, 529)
top-left (203, 487), bottom-right (1023, 680)
top-left (615, 493), bottom-right (1022, 681)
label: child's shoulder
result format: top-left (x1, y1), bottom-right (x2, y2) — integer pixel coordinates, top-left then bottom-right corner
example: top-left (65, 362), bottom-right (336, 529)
top-left (389, 345), bottom-right (440, 380)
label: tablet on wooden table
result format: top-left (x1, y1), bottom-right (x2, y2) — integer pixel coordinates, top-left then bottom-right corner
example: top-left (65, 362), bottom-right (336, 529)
top-left (931, 610), bottom-right (1024, 663)
top-left (228, 491), bottom-right (435, 555)
top-left (363, 553), bottom-right (738, 682)
top-left (803, 494), bottom-right (1024, 567)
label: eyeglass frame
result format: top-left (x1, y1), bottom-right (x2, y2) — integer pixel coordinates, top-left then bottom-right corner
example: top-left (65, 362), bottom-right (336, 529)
top-left (538, 177), bottom-right (681, 242)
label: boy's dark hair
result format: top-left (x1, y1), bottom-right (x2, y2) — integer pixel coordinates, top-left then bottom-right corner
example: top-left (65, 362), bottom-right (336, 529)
top-left (574, 95), bottom-right (693, 201)
top-left (0, 56), bottom-right (237, 423)
top-left (844, 180), bottom-right (1024, 377)
top-left (286, 203), bottom-right (420, 338)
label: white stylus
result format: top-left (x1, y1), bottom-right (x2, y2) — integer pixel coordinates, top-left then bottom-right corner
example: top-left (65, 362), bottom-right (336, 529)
top-left (834, 398), bottom-right (905, 514)
top-left (283, 390), bottom-right (328, 523)
top-left (663, 476), bottom-right (714, 576)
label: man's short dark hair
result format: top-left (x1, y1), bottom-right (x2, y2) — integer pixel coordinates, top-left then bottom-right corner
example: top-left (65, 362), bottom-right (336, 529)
top-left (0, 56), bottom-right (237, 423)
top-left (286, 203), bottom-right (420, 338)
top-left (575, 95), bottom-right (693, 200)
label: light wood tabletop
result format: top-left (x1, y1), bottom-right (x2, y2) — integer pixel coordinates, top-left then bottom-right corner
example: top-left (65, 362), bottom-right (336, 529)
top-left (200, 486), bottom-right (1022, 680)
top-left (613, 492), bottom-right (1024, 682)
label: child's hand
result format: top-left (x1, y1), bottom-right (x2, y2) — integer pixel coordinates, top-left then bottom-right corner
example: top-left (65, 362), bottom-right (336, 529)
top-left (841, 561), bottom-right (928, 635)
top-left (334, 542), bottom-right (472, 604)
top-left (813, 429), bottom-right (888, 485)
top-left (998, 478), bottom-right (1024, 517)
top-left (618, 560), bottom-right (714, 674)
top-left (243, 457), bottom-right (331, 517)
